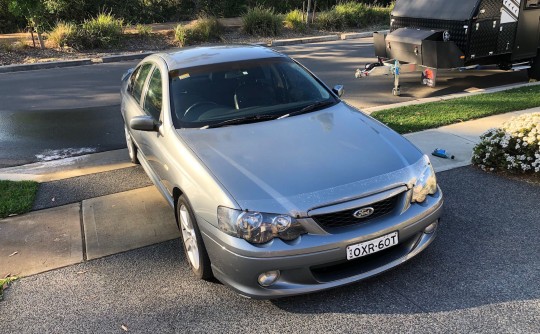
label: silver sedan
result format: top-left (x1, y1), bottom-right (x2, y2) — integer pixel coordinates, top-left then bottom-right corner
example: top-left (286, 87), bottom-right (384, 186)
top-left (120, 45), bottom-right (443, 299)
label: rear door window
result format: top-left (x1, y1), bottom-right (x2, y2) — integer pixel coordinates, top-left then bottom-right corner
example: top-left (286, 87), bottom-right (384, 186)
top-left (131, 63), bottom-right (153, 104)
top-left (143, 67), bottom-right (163, 121)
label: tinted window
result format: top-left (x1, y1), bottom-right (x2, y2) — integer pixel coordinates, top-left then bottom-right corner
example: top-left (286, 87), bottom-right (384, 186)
top-left (131, 63), bottom-right (153, 104)
top-left (169, 58), bottom-right (335, 129)
top-left (143, 68), bottom-right (163, 120)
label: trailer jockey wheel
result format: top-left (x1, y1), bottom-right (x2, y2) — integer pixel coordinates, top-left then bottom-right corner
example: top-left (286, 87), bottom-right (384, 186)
top-left (392, 87), bottom-right (401, 96)
top-left (528, 52), bottom-right (540, 81)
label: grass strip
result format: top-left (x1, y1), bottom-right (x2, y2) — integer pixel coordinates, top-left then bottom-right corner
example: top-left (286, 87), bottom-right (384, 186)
top-left (371, 85), bottom-right (540, 134)
top-left (0, 180), bottom-right (39, 219)
top-left (0, 276), bottom-right (19, 301)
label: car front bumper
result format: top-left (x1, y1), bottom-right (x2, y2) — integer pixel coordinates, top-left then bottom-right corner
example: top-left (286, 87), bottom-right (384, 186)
top-left (200, 187), bottom-right (443, 299)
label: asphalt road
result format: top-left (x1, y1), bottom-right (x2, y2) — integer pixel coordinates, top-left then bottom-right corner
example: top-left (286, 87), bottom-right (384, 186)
top-left (0, 38), bottom-right (530, 168)
top-left (1, 167), bottom-right (538, 333)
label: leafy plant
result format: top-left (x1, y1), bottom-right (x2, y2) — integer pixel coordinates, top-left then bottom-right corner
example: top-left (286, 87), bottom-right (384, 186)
top-left (47, 21), bottom-right (77, 47)
top-left (334, 1), bottom-right (368, 28)
top-left (284, 9), bottom-right (306, 32)
top-left (472, 113), bottom-right (540, 174)
top-left (314, 10), bottom-right (344, 31)
top-left (0, 276), bottom-right (19, 301)
top-left (136, 23), bottom-right (152, 36)
top-left (79, 11), bottom-right (124, 49)
top-left (175, 16), bottom-right (222, 47)
top-left (242, 6), bottom-right (282, 37)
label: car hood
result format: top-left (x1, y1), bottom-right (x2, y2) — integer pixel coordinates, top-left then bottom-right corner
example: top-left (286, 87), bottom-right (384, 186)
top-left (179, 102), bottom-right (425, 216)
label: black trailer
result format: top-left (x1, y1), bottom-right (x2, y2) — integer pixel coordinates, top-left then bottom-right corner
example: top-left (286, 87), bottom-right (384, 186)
top-left (357, 0), bottom-right (540, 95)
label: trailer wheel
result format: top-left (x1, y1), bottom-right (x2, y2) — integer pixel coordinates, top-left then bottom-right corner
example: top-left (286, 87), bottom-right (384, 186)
top-left (528, 52), bottom-right (540, 81)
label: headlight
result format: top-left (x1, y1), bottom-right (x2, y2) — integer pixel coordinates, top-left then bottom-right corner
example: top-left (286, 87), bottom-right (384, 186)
top-left (217, 207), bottom-right (306, 244)
top-left (412, 163), bottom-right (438, 203)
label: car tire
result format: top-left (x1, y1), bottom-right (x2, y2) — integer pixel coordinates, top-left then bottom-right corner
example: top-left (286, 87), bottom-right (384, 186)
top-left (124, 125), bottom-right (139, 164)
top-left (177, 195), bottom-right (213, 280)
top-left (528, 51), bottom-right (540, 81)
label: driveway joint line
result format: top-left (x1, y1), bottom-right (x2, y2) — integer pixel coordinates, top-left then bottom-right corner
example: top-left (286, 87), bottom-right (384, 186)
top-left (79, 201), bottom-right (88, 262)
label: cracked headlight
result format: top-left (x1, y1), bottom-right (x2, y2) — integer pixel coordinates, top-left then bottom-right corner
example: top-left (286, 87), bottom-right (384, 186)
top-left (217, 207), bottom-right (306, 244)
top-left (412, 162), bottom-right (438, 203)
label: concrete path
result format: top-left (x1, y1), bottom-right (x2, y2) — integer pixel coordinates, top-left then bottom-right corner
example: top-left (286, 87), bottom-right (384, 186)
top-left (1, 105), bottom-right (538, 279)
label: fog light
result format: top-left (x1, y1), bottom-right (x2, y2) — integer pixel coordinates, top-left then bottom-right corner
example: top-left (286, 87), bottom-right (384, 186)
top-left (258, 270), bottom-right (280, 287)
top-left (424, 221), bottom-right (438, 234)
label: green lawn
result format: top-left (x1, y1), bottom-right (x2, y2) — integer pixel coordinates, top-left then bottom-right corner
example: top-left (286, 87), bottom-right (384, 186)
top-left (371, 85), bottom-right (540, 134)
top-left (0, 180), bottom-right (38, 219)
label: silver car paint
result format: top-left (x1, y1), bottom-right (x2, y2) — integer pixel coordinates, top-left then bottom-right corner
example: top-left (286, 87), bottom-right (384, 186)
top-left (179, 102), bottom-right (425, 216)
top-left (121, 47), bottom-right (443, 299)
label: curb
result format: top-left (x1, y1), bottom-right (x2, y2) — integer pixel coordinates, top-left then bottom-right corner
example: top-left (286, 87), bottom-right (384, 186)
top-left (100, 52), bottom-right (154, 63)
top-left (0, 30), bottom-right (384, 73)
top-left (0, 58), bottom-right (93, 73)
top-left (272, 34), bottom-right (339, 46)
top-left (0, 52), bottom-right (156, 73)
top-left (363, 80), bottom-right (540, 114)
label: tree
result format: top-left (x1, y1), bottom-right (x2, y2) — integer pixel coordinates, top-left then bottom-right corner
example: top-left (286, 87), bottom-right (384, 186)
top-left (8, 0), bottom-right (47, 49)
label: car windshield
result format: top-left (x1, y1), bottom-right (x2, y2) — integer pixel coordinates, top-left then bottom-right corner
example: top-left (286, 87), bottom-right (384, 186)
top-left (169, 57), bottom-right (337, 129)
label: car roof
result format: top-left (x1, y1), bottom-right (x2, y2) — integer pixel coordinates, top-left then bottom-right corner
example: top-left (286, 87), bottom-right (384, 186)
top-left (158, 45), bottom-right (288, 71)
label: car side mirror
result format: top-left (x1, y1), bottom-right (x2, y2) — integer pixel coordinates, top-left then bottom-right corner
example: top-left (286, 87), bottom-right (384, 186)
top-left (333, 85), bottom-right (344, 97)
top-left (130, 115), bottom-right (157, 132)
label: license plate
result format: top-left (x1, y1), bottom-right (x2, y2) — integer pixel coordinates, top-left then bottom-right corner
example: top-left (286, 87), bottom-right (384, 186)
top-left (346, 232), bottom-right (398, 260)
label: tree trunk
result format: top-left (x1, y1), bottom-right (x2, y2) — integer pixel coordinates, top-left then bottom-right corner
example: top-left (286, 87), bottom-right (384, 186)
top-left (31, 17), bottom-right (46, 50)
top-left (36, 31), bottom-right (45, 49)
top-left (306, 0), bottom-right (312, 25)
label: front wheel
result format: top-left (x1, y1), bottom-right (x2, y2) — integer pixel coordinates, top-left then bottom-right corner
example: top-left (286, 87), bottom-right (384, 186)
top-left (177, 196), bottom-right (213, 280)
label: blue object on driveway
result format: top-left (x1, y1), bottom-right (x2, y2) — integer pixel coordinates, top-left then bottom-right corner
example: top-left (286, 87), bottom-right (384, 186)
top-left (432, 148), bottom-right (455, 159)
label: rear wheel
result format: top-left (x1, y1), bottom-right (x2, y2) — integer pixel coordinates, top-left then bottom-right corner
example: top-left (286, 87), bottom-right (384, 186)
top-left (124, 125), bottom-right (139, 164)
top-left (177, 195), bottom-right (213, 280)
top-left (528, 52), bottom-right (540, 81)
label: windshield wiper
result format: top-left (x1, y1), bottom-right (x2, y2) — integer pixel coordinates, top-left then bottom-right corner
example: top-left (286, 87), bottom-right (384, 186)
top-left (200, 114), bottom-right (278, 129)
top-left (278, 100), bottom-right (336, 119)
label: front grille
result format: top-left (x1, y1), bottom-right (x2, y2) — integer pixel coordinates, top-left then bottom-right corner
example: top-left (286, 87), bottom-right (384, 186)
top-left (311, 195), bottom-right (399, 230)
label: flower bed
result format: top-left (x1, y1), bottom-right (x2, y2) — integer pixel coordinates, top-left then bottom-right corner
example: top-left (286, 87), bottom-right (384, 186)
top-left (472, 112), bottom-right (540, 173)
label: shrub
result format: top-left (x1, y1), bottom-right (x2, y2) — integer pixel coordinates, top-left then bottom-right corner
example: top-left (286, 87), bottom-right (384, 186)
top-left (136, 24), bottom-right (152, 36)
top-left (175, 16), bottom-right (223, 47)
top-left (242, 6), bottom-right (282, 37)
top-left (472, 112), bottom-right (540, 174)
top-left (79, 12), bottom-right (124, 49)
top-left (364, 5), bottom-right (393, 27)
top-left (315, 10), bottom-right (344, 31)
top-left (284, 9), bottom-right (306, 32)
top-left (334, 1), bottom-right (368, 28)
top-left (48, 22), bottom-right (77, 47)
